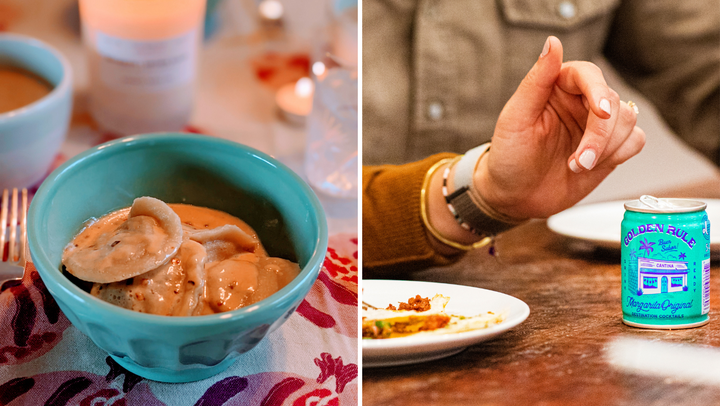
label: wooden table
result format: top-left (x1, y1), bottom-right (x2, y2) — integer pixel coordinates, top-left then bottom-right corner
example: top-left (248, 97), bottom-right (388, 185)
top-left (363, 183), bottom-right (720, 405)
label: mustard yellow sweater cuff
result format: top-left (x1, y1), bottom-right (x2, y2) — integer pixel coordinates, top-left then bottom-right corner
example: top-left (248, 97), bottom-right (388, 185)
top-left (362, 153), bottom-right (461, 277)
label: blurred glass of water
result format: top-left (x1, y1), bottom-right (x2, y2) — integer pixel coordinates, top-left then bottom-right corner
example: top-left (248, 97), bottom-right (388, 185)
top-left (304, 67), bottom-right (358, 199)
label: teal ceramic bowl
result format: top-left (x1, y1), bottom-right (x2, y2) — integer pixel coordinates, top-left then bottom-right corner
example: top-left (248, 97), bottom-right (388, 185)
top-left (0, 33), bottom-right (73, 190)
top-left (28, 133), bottom-right (328, 383)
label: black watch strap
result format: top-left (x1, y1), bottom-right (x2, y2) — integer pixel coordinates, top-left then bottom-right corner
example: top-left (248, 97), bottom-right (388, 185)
top-left (446, 186), bottom-right (522, 236)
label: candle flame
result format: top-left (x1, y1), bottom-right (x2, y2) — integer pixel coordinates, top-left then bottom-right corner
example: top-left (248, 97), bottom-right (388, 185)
top-left (259, 0), bottom-right (284, 20)
top-left (295, 77), bottom-right (314, 98)
top-left (312, 61), bottom-right (326, 77)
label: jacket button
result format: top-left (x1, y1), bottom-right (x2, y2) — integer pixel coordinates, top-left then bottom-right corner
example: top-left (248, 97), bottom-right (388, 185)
top-left (558, 1), bottom-right (576, 19)
top-left (428, 101), bottom-right (444, 120)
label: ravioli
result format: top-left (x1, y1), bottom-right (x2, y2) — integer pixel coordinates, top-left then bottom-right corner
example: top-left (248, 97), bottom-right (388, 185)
top-left (62, 197), bottom-right (183, 283)
top-left (189, 225), bottom-right (259, 261)
top-left (63, 198), bottom-right (302, 316)
top-left (203, 253), bottom-right (301, 314)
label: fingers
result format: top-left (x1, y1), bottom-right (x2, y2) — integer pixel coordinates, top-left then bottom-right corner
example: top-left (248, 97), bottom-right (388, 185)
top-left (557, 61), bottom-right (624, 171)
top-left (572, 87), bottom-right (621, 170)
top-left (568, 101), bottom-right (642, 172)
top-left (498, 36), bottom-right (643, 177)
top-left (556, 61), bottom-right (616, 120)
top-left (501, 36), bottom-right (563, 131)
top-left (548, 86), bottom-right (588, 138)
top-left (605, 126), bottom-right (646, 167)
top-left (600, 101), bottom-right (645, 167)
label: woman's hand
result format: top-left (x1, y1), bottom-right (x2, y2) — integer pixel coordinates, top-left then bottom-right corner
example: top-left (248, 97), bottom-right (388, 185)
top-left (475, 36), bottom-right (645, 220)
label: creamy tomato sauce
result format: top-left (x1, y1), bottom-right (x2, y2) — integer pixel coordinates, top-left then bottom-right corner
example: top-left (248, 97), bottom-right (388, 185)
top-left (62, 198), bottom-right (301, 316)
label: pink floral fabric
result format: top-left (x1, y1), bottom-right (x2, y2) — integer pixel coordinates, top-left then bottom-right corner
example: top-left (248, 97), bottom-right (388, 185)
top-left (0, 235), bottom-right (358, 405)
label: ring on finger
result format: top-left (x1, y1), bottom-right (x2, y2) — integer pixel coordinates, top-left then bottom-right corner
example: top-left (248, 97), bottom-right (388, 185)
top-left (625, 100), bottom-right (639, 115)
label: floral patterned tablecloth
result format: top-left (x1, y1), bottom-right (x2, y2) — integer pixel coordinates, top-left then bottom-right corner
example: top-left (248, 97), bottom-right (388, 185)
top-left (0, 234), bottom-right (358, 405)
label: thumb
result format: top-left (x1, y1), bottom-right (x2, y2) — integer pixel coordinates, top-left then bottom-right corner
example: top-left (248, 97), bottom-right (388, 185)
top-left (502, 36), bottom-right (563, 129)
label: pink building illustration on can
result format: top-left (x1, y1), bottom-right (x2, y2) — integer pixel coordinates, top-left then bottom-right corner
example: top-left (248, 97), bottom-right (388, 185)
top-left (637, 258), bottom-right (689, 295)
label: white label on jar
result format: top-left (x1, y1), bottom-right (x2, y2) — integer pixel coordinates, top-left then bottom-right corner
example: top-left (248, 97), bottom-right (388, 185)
top-left (94, 29), bottom-right (198, 92)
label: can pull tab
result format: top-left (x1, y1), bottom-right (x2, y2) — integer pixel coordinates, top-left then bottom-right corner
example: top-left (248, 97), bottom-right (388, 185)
top-left (639, 195), bottom-right (675, 209)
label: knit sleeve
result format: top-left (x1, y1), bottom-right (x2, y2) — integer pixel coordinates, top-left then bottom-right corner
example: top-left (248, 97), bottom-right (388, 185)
top-left (362, 153), bottom-right (463, 277)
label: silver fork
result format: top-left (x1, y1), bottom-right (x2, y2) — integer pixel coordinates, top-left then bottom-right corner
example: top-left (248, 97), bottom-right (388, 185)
top-left (0, 188), bottom-right (28, 291)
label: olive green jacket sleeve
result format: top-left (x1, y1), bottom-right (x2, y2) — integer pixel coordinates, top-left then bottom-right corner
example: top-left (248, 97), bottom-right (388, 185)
top-left (362, 153), bottom-right (461, 277)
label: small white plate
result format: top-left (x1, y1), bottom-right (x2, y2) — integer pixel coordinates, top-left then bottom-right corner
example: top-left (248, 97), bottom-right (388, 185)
top-left (547, 199), bottom-right (720, 251)
top-left (362, 280), bottom-right (530, 368)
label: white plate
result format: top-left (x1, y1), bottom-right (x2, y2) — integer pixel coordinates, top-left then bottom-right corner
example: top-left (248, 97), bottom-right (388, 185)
top-left (547, 199), bottom-right (720, 251)
top-left (362, 280), bottom-right (530, 368)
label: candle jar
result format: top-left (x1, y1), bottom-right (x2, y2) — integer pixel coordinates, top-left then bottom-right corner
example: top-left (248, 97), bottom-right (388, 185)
top-left (79, 0), bottom-right (205, 136)
top-left (303, 0), bottom-right (358, 199)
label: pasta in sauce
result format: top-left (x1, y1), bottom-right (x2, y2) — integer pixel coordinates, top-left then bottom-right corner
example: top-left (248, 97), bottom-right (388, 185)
top-left (62, 197), bottom-right (300, 316)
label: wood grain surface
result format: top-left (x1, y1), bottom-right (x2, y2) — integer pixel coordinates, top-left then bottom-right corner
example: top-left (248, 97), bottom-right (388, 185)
top-left (363, 198), bottom-right (720, 405)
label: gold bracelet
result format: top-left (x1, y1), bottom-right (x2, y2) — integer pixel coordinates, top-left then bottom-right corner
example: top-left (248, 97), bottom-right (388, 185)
top-left (420, 158), bottom-right (493, 251)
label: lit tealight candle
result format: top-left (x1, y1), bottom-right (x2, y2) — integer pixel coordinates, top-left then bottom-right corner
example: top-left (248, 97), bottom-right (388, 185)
top-left (276, 77), bottom-right (314, 125)
top-left (259, 0), bottom-right (284, 30)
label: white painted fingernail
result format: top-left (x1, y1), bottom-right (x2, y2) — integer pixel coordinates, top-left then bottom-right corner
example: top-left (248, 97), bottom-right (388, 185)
top-left (569, 159), bottom-right (581, 173)
top-left (599, 98), bottom-right (611, 116)
top-left (540, 37), bottom-right (550, 58)
top-left (579, 150), bottom-right (597, 170)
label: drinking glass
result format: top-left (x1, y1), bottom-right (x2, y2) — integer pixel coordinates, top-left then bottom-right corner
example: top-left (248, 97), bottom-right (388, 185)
top-left (303, 0), bottom-right (358, 199)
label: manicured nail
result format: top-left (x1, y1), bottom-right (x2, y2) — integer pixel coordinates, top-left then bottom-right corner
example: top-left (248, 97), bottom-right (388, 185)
top-left (540, 37), bottom-right (550, 58)
top-left (579, 150), bottom-right (597, 170)
top-left (599, 98), bottom-right (611, 116)
top-left (569, 159), bottom-right (581, 173)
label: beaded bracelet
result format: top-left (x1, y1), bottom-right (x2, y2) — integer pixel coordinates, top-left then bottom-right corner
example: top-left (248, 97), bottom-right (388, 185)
top-left (441, 155), bottom-right (479, 235)
top-left (420, 158), bottom-right (493, 251)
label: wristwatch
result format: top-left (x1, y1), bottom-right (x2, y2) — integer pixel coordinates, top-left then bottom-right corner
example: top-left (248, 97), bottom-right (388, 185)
top-left (447, 143), bottom-right (525, 235)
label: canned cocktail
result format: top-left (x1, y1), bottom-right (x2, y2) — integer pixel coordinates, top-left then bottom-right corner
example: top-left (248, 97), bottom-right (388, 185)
top-left (621, 197), bottom-right (711, 329)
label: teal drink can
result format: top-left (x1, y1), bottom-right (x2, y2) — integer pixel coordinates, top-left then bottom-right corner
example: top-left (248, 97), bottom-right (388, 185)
top-left (621, 197), bottom-right (711, 329)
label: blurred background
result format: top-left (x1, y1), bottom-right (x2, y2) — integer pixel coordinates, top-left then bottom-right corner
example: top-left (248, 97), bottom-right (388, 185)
top-left (0, 0), bottom-right (358, 231)
top-left (361, 0), bottom-right (720, 205)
